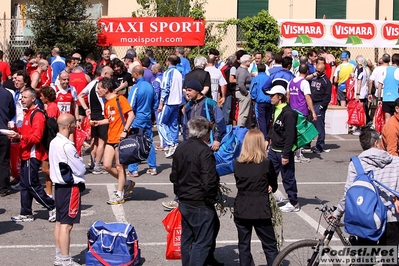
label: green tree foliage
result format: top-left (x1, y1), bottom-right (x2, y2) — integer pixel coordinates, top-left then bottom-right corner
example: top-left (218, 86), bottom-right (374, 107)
top-left (292, 46), bottom-right (344, 60)
top-left (222, 10), bottom-right (280, 53)
top-left (133, 0), bottom-right (226, 66)
top-left (26, 0), bottom-right (99, 57)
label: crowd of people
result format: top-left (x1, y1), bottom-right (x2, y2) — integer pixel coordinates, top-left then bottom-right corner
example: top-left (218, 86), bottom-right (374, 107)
top-left (1, 44), bottom-right (399, 266)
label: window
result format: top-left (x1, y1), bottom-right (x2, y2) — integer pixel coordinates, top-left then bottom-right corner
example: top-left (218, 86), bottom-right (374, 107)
top-left (394, 0), bottom-right (399, 20)
top-left (237, 0), bottom-right (268, 41)
top-left (316, 0), bottom-right (346, 19)
top-left (237, 0), bottom-right (268, 19)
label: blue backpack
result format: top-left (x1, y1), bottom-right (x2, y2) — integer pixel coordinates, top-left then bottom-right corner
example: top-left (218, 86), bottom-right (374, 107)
top-left (344, 157), bottom-right (399, 241)
top-left (86, 221), bottom-right (141, 266)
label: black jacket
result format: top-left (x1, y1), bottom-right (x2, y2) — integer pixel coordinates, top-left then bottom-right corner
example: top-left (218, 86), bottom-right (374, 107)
top-left (234, 159), bottom-right (278, 220)
top-left (170, 138), bottom-right (220, 206)
top-left (310, 74), bottom-right (332, 110)
top-left (267, 104), bottom-right (297, 159)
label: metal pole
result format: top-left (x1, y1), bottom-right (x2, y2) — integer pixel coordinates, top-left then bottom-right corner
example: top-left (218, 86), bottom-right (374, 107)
top-left (374, 0), bottom-right (380, 63)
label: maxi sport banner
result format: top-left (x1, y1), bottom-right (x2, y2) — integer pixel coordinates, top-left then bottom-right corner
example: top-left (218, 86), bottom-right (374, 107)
top-left (278, 19), bottom-right (399, 48)
top-left (97, 17), bottom-right (205, 46)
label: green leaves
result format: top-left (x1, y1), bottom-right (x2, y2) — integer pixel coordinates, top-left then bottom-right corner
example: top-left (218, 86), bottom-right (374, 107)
top-left (221, 9), bottom-right (280, 53)
top-left (346, 35), bottom-right (363, 45)
top-left (26, 0), bottom-right (99, 57)
top-left (295, 34), bottom-right (313, 44)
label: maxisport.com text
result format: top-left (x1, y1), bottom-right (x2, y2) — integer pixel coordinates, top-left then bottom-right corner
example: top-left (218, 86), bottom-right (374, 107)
top-left (120, 36), bottom-right (183, 44)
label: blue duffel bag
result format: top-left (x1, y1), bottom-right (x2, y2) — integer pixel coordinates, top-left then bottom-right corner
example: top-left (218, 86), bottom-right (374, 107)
top-left (86, 221), bottom-right (141, 266)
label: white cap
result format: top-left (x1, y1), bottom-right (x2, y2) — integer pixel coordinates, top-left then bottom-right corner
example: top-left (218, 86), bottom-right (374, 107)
top-left (240, 54), bottom-right (251, 63)
top-left (266, 85), bottom-right (287, 95)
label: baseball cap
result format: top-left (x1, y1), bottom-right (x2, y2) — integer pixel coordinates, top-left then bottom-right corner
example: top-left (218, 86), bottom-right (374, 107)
top-left (266, 85), bottom-right (286, 96)
top-left (240, 54), bottom-right (251, 63)
top-left (292, 50), bottom-right (299, 57)
top-left (186, 79), bottom-right (202, 93)
top-left (123, 54), bottom-right (134, 60)
top-left (340, 52), bottom-right (349, 60)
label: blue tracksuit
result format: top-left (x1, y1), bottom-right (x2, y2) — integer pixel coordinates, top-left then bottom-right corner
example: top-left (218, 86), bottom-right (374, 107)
top-left (127, 77), bottom-right (159, 172)
top-left (250, 72), bottom-right (273, 139)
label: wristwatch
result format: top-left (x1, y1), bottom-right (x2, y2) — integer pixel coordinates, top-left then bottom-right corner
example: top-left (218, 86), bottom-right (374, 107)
top-left (123, 128), bottom-right (128, 133)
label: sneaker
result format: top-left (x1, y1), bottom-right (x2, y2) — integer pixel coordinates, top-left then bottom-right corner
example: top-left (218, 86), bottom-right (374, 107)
top-left (162, 200), bottom-right (178, 209)
top-left (92, 166), bottom-right (107, 175)
top-left (127, 171), bottom-right (139, 178)
top-left (155, 145), bottom-right (168, 151)
top-left (0, 189), bottom-right (11, 197)
top-left (279, 202), bottom-right (300, 212)
top-left (56, 258), bottom-right (80, 266)
top-left (295, 154), bottom-right (310, 163)
top-left (274, 195), bottom-right (286, 203)
top-left (123, 180), bottom-right (136, 199)
top-left (352, 130), bottom-right (361, 136)
top-left (107, 194), bottom-right (125, 205)
top-left (10, 183), bottom-right (20, 190)
top-left (165, 145), bottom-right (177, 158)
top-left (302, 148), bottom-right (313, 153)
top-left (146, 168), bottom-right (157, 175)
top-left (48, 208), bottom-right (56, 222)
top-left (312, 148), bottom-right (323, 154)
top-left (9, 178), bottom-right (19, 186)
top-left (11, 214), bottom-right (34, 222)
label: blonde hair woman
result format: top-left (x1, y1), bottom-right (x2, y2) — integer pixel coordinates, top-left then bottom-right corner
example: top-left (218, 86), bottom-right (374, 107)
top-left (234, 129), bottom-right (279, 266)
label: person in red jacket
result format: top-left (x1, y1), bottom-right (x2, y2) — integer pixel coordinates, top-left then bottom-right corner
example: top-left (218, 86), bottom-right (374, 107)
top-left (9, 87), bottom-right (56, 222)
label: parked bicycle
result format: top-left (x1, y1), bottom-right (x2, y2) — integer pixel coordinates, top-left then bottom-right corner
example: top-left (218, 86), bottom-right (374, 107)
top-left (272, 196), bottom-right (355, 266)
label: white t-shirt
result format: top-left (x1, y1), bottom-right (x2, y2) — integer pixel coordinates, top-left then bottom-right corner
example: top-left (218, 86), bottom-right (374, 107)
top-left (204, 66), bottom-right (227, 101)
top-left (371, 65), bottom-right (387, 96)
top-left (354, 67), bottom-right (370, 99)
top-left (291, 76), bottom-right (311, 95)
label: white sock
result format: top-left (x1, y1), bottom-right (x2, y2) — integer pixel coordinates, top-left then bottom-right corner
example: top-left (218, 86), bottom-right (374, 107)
top-left (117, 190), bottom-right (123, 197)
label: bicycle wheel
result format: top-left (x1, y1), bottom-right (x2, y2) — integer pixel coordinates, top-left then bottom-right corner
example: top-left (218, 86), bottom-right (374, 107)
top-left (273, 239), bottom-right (319, 266)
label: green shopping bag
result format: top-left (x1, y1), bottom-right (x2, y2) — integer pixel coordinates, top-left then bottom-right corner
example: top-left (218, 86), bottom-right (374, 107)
top-left (295, 111), bottom-right (319, 149)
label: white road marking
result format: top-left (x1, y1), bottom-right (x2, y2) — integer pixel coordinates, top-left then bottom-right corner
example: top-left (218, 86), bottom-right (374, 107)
top-left (106, 184), bottom-right (127, 223)
top-left (88, 182), bottom-right (346, 186)
top-left (0, 239), bottom-right (308, 249)
top-left (330, 135), bottom-right (346, 141)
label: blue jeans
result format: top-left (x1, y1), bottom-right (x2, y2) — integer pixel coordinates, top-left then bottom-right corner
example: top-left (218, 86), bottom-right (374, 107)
top-left (158, 104), bottom-right (179, 146)
top-left (222, 95), bottom-right (232, 124)
top-left (255, 102), bottom-right (273, 140)
top-left (267, 149), bottom-right (298, 205)
top-left (313, 103), bottom-right (326, 151)
top-left (128, 128), bottom-right (157, 173)
top-left (179, 202), bottom-right (216, 266)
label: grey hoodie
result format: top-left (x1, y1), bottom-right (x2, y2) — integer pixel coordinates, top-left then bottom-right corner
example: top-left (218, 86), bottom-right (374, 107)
top-left (334, 148), bottom-right (399, 222)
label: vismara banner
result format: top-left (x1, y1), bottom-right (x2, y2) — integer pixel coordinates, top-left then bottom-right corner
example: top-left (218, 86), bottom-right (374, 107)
top-left (97, 17), bottom-right (205, 46)
top-left (278, 19), bottom-right (399, 48)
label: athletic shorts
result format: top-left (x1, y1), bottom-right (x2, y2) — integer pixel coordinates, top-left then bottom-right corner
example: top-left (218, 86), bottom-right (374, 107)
top-left (106, 142), bottom-right (119, 148)
top-left (55, 184), bottom-right (81, 224)
top-left (78, 106), bottom-right (86, 117)
top-left (337, 90), bottom-right (346, 102)
top-left (91, 124), bottom-right (108, 140)
top-left (382, 101), bottom-right (395, 116)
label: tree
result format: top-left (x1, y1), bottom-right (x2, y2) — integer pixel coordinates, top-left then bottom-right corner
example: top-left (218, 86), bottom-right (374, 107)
top-left (222, 10), bottom-right (280, 53)
top-left (132, 0), bottom-right (226, 65)
top-left (26, 0), bottom-right (99, 57)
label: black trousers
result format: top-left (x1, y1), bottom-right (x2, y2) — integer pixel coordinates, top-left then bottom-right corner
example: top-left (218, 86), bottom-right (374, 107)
top-left (234, 218), bottom-right (279, 266)
top-left (0, 135), bottom-right (10, 191)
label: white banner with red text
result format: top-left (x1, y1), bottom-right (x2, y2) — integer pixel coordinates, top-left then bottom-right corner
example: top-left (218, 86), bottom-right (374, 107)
top-left (278, 19), bottom-right (399, 48)
top-left (97, 17), bottom-right (205, 46)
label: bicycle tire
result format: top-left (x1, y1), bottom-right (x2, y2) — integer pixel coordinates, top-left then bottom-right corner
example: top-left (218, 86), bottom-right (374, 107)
top-left (273, 239), bottom-right (319, 266)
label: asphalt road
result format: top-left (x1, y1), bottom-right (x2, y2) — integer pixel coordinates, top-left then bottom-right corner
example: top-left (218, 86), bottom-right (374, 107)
top-left (0, 131), bottom-right (362, 266)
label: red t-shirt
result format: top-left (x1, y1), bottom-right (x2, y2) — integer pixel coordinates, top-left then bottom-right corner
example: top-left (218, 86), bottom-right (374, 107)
top-left (0, 61), bottom-right (11, 82)
top-left (325, 63), bottom-right (332, 80)
top-left (70, 72), bottom-right (88, 105)
top-left (46, 102), bottom-right (60, 118)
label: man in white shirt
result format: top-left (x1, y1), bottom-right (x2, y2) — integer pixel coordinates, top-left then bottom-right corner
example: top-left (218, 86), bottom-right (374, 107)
top-left (205, 56), bottom-right (227, 104)
top-left (369, 54), bottom-right (389, 102)
top-left (49, 113), bottom-right (86, 266)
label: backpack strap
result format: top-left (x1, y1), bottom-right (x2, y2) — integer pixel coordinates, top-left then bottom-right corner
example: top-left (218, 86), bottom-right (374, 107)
top-left (116, 96), bottom-right (126, 127)
top-left (371, 178), bottom-right (399, 199)
top-left (30, 109), bottom-right (45, 125)
top-left (351, 156), bottom-right (366, 176)
top-left (204, 98), bottom-right (214, 144)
